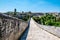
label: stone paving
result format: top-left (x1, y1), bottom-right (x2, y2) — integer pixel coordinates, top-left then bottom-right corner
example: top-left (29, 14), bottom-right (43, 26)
top-left (26, 18), bottom-right (60, 40)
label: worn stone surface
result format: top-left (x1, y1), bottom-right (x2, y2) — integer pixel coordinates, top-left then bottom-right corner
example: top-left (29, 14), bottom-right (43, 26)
top-left (26, 18), bottom-right (60, 40)
top-left (0, 13), bottom-right (28, 40)
top-left (34, 19), bottom-right (60, 38)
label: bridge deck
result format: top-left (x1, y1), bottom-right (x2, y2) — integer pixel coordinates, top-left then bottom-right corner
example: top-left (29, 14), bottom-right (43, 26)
top-left (26, 18), bottom-right (60, 40)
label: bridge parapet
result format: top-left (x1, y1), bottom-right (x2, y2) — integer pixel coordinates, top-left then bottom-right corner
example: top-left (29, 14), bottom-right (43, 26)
top-left (0, 13), bottom-right (28, 40)
top-left (33, 18), bottom-right (60, 38)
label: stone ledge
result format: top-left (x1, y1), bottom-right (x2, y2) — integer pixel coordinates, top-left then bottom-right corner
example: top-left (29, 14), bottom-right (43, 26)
top-left (32, 18), bottom-right (60, 38)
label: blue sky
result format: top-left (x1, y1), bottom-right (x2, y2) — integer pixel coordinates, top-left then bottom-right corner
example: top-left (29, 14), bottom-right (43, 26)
top-left (0, 0), bottom-right (60, 12)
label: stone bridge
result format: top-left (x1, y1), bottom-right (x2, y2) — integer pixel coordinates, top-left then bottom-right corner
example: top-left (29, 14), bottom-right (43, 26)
top-left (26, 18), bottom-right (60, 40)
top-left (0, 13), bottom-right (28, 40)
top-left (0, 13), bottom-right (60, 40)
top-left (20, 18), bottom-right (60, 40)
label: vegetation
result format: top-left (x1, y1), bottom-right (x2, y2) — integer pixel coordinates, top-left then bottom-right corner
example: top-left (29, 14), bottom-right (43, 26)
top-left (33, 13), bottom-right (60, 27)
top-left (14, 8), bottom-right (17, 16)
top-left (20, 11), bottom-right (32, 21)
top-left (22, 14), bottom-right (30, 21)
top-left (4, 9), bottom-right (31, 21)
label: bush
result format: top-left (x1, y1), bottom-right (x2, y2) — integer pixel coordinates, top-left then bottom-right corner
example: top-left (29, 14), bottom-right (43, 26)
top-left (33, 13), bottom-right (60, 27)
top-left (54, 22), bottom-right (60, 27)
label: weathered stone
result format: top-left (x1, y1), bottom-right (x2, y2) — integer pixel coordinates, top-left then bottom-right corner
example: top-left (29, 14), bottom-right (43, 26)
top-left (26, 18), bottom-right (60, 40)
top-left (0, 13), bottom-right (28, 40)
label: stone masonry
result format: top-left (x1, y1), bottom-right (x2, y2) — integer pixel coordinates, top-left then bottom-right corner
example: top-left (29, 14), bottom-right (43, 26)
top-left (0, 13), bottom-right (28, 40)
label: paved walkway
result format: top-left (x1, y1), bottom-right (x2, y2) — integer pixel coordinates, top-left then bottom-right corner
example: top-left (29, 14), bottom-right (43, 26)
top-left (26, 18), bottom-right (60, 40)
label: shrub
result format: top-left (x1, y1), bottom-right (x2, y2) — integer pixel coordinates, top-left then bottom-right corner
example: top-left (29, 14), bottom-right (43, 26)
top-left (33, 13), bottom-right (60, 27)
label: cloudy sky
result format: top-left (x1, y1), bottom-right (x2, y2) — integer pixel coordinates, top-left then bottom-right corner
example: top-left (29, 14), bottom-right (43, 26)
top-left (0, 0), bottom-right (60, 12)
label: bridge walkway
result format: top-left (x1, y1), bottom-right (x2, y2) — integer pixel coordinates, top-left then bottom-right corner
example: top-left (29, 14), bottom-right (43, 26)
top-left (26, 18), bottom-right (60, 40)
top-left (19, 18), bottom-right (60, 40)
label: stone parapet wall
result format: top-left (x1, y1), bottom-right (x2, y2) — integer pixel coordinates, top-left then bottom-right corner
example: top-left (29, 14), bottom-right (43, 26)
top-left (32, 18), bottom-right (60, 38)
top-left (0, 13), bottom-right (28, 40)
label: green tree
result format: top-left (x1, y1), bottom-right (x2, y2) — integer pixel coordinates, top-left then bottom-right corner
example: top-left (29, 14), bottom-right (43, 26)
top-left (14, 8), bottom-right (17, 16)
